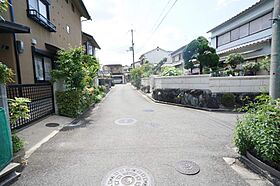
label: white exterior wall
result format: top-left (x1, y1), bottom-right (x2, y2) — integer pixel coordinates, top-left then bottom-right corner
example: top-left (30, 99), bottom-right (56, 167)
top-left (142, 75), bottom-right (269, 93)
top-left (209, 76), bottom-right (269, 93)
top-left (154, 75), bottom-right (210, 90)
top-left (140, 49), bottom-right (170, 65)
top-left (209, 0), bottom-right (274, 56)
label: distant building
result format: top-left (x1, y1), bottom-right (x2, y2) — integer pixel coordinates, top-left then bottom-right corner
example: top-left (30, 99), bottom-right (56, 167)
top-left (103, 64), bottom-right (124, 84)
top-left (208, 0), bottom-right (273, 63)
top-left (82, 32), bottom-right (101, 56)
top-left (163, 45), bottom-right (186, 69)
top-left (139, 47), bottom-right (171, 65)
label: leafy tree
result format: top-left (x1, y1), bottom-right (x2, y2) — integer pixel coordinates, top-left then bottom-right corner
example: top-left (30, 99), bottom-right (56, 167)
top-left (161, 66), bottom-right (182, 76)
top-left (183, 39), bottom-right (199, 72)
top-left (130, 67), bottom-right (143, 89)
top-left (183, 36), bottom-right (220, 74)
top-left (51, 47), bottom-right (100, 90)
top-left (259, 56), bottom-right (270, 74)
top-left (225, 53), bottom-right (244, 69)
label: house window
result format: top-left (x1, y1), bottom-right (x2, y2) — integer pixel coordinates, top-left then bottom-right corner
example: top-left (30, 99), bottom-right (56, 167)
top-left (249, 12), bottom-right (272, 34)
top-left (239, 23), bottom-right (249, 38)
top-left (87, 43), bottom-right (93, 55)
top-left (217, 32), bottom-right (230, 47)
top-left (27, 0), bottom-right (56, 32)
top-left (34, 54), bottom-right (52, 82)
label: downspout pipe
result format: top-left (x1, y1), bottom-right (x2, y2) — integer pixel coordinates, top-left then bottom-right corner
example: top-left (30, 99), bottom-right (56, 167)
top-left (8, 0), bottom-right (22, 84)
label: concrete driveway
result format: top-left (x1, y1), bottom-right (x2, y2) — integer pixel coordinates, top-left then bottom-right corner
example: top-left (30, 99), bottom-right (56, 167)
top-left (14, 84), bottom-right (250, 186)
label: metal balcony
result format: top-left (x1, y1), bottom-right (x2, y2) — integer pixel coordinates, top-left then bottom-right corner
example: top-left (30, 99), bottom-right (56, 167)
top-left (27, 9), bottom-right (56, 32)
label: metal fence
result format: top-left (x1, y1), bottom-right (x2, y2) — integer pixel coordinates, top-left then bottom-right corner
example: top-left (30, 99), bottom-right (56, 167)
top-left (6, 83), bottom-right (54, 130)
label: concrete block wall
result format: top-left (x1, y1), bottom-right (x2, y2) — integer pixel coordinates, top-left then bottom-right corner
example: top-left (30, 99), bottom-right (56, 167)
top-left (141, 75), bottom-right (270, 93)
top-left (154, 75), bottom-right (210, 90)
top-left (209, 76), bottom-right (269, 93)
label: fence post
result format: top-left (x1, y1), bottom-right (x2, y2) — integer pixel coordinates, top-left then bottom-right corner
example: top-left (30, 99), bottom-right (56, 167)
top-left (0, 84), bottom-right (10, 122)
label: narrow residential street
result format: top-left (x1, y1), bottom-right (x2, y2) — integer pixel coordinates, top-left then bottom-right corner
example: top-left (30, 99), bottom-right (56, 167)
top-left (14, 84), bottom-right (248, 186)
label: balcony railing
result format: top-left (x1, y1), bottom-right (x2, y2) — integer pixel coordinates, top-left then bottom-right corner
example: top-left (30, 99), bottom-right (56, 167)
top-left (27, 9), bottom-right (56, 32)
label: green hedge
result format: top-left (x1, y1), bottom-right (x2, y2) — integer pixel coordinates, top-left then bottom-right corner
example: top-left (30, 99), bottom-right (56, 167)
top-left (56, 87), bottom-right (106, 118)
top-left (234, 95), bottom-right (280, 166)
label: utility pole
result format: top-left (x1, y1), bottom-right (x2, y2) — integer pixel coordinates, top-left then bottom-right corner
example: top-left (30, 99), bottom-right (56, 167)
top-left (270, 0), bottom-right (280, 99)
top-left (131, 29), bottom-right (135, 68)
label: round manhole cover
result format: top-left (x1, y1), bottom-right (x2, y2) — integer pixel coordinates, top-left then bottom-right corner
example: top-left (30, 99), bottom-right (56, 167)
top-left (143, 109), bottom-right (154, 113)
top-left (115, 118), bottom-right (137, 126)
top-left (45, 123), bottom-right (60, 127)
top-left (175, 160), bottom-right (200, 175)
top-left (102, 166), bottom-right (155, 186)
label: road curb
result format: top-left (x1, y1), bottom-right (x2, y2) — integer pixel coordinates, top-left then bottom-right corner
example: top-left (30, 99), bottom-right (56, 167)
top-left (240, 155), bottom-right (280, 186)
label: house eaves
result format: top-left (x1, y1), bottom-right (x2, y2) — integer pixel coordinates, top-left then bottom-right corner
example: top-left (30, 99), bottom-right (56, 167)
top-left (82, 32), bottom-right (101, 49)
top-left (171, 45), bottom-right (187, 55)
top-left (207, 0), bottom-right (267, 33)
top-left (139, 47), bottom-right (170, 59)
top-left (73, 0), bottom-right (91, 20)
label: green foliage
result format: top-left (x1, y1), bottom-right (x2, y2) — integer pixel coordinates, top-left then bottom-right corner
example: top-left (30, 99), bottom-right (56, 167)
top-left (56, 86), bottom-right (105, 117)
top-left (243, 61), bottom-right (261, 75)
top-left (0, 62), bottom-right (14, 84)
top-left (141, 63), bottom-right (154, 77)
top-left (0, 0), bottom-right (9, 20)
top-left (51, 47), bottom-right (100, 91)
top-left (225, 53), bottom-right (244, 69)
top-left (131, 63), bottom-right (153, 89)
top-left (8, 97), bottom-right (31, 124)
top-left (221, 93), bottom-right (236, 108)
top-left (131, 67), bottom-right (143, 89)
top-left (12, 134), bottom-right (24, 154)
top-left (183, 36), bottom-right (220, 73)
top-left (259, 56), bottom-right (270, 73)
top-left (234, 95), bottom-right (280, 164)
top-left (161, 66), bottom-right (183, 76)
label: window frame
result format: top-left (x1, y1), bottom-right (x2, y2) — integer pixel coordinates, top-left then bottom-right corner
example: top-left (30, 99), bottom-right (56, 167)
top-left (216, 11), bottom-right (272, 48)
top-left (26, 0), bottom-right (56, 32)
top-left (31, 46), bottom-right (54, 83)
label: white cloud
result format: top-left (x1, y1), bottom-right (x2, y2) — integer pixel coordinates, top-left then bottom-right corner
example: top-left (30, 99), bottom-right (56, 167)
top-left (216, 0), bottom-right (240, 7)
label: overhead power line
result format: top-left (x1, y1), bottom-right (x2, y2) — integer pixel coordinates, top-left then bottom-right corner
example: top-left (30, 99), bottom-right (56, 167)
top-left (137, 0), bottom-right (179, 54)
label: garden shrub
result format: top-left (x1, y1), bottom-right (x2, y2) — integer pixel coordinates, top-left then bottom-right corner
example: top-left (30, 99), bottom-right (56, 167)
top-left (56, 86), bottom-right (106, 117)
top-left (12, 134), bottom-right (24, 154)
top-left (221, 93), bottom-right (236, 108)
top-left (56, 90), bottom-right (83, 117)
top-left (0, 62), bottom-right (14, 84)
top-left (234, 95), bottom-right (280, 167)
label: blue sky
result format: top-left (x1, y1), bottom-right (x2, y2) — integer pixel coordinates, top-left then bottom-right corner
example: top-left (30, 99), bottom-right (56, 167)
top-left (82, 0), bottom-right (259, 66)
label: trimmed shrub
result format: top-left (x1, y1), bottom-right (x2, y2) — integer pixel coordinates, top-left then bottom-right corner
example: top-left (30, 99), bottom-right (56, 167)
top-left (56, 90), bottom-right (82, 117)
top-left (234, 95), bottom-right (280, 168)
top-left (12, 134), bottom-right (24, 154)
top-left (221, 93), bottom-right (236, 108)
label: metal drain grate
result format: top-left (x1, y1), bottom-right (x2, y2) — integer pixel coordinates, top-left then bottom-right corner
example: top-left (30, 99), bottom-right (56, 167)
top-left (115, 118), bottom-right (137, 126)
top-left (102, 166), bottom-right (155, 186)
top-left (175, 160), bottom-right (200, 175)
top-left (45, 123), bottom-right (60, 127)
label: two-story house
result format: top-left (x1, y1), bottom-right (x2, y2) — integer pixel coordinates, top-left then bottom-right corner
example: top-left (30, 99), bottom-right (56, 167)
top-left (208, 0), bottom-right (273, 64)
top-left (139, 47), bottom-right (171, 66)
top-left (103, 64), bottom-right (124, 84)
top-left (0, 0), bottom-right (91, 84)
top-left (0, 0), bottom-right (92, 129)
top-left (82, 32), bottom-right (101, 56)
top-left (163, 45), bottom-right (186, 69)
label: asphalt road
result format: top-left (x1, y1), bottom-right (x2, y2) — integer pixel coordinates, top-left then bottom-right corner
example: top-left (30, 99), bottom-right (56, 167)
top-left (14, 84), bottom-right (249, 186)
